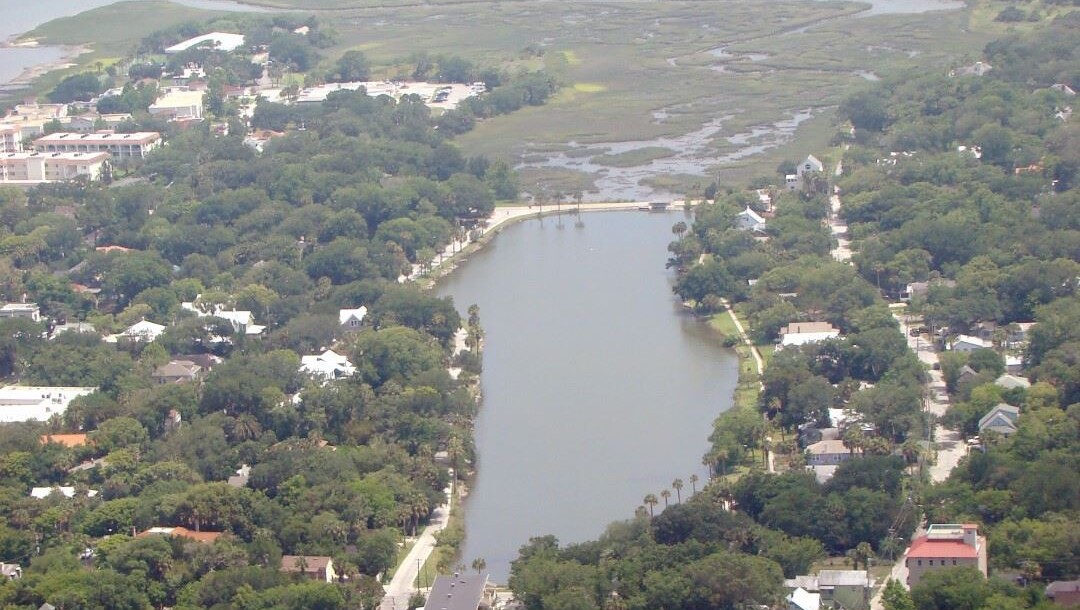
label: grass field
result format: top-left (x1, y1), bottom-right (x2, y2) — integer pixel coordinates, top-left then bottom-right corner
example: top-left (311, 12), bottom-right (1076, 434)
top-left (22, 0), bottom-right (1000, 197)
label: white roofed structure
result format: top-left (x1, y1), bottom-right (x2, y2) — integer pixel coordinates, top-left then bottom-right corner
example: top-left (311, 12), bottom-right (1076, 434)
top-left (0, 385), bottom-right (96, 423)
top-left (165, 32), bottom-right (246, 54)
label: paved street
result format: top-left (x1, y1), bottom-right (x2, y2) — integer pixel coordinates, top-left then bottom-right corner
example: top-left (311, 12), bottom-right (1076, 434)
top-left (380, 485), bottom-right (453, 610)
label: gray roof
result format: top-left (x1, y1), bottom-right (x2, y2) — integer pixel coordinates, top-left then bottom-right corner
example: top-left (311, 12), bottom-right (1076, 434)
top-left (978, 404), bottom-right (1019, 430)
top-left (425, 574), bottom-right (488, 610)
top-left (817, 570), bottom-right (872, 588)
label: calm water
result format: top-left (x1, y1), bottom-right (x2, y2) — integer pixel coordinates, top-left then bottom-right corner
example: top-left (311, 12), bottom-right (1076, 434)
top-left (436, 211), bottom-right (738, 582)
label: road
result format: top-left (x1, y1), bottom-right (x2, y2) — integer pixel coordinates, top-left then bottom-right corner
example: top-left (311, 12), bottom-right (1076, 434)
top-left (380, 484), bottom-right (454, 610)
top-left (830, 156), bottom-right (965, 609)
top-left (720, 299), bottom-right (774, 473)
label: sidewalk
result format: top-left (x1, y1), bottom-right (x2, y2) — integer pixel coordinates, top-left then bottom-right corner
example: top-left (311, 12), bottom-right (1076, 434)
top-left (380, 484), bottom-right (453, 610)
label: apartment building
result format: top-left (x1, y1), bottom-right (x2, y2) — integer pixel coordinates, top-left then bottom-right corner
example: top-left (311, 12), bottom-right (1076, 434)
top-left (32, 131), bottom-right (161, 159)
top-left (0, 124), bottom-right (22, 153)
top-left (0, 152), bottom-right (110, 184)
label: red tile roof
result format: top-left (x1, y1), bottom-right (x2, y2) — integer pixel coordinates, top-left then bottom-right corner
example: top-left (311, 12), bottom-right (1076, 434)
top-left (908, 536), bottom-right (978, 559)
top-left (40, 433), bottom-right (89, 447)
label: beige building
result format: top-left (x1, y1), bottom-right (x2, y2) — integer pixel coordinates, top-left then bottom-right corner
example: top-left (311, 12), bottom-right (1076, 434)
top-left (905, 524), bottom-right (987, 588)
top-left (33, 132), bottom-right (161, 160)
top-left (0, 152), bottom-right (110, 184)
top-left (0, 125), bottom-right (22, 153)
top-left (149, 90), bottom-right (205, 121)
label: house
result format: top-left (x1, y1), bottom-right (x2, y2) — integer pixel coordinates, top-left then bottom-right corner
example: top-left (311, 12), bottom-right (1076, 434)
top-left (425, 573), bottom-right (492, 610)
top-left (734, 206), bottom-right (766, 231)
top-left (339, 307), bottom-right (367, 329)
top-left (300, 349), bottom-right (356, 381)
top-left (905, 524), bottom-right (987, 588)
top-left (0, 303), bottom-right (41, 322)
top-left (994, 374), bottom-right (1030, 391)
top-left (164, 409), bottom-right (182, 433)
top-left (0, 561), bottom-right (21, 578)
top-left (30, 486), bottom-right (98, 499)
top-left (164, 32), bottom-right (246, 54)
top-left (213, 310), bottom-right (265, 336)
top-left (137, 526), bottom-right (223, 543)
top-left (51, 322), bottom-right (96, 337)
top-left (0, 385), bottom-right (96, 423)
top-left (786, 587), bottom-right (820, 610)
top-left (1050, 83), bottom-right (1077, 96)
top-left (61, 113), bottom-right (133, 133)
top-left (149, 90), bottom-right (205, 121)
top-left (950, 335), bottom-right (991, 352)
top-left (956, 365), bottom-right (980, 386)
top-left (799, 425), bottom-right (840, 447)
top-left (227, 464), bottom-right (250, 488)
top-left (152, 360), bottom-right (203, 385)
top-left (978, 403), bottom-right (1020, 437)
top-left (40, 433), bottom-right (88, 448)
top-left (779, 322), bottom-right (841, 348)
top-left (785, 154), bottom-right (825, 191)
top-left (280, 555), bottom-right (336, 582)
top-left (109, 320), bottom-right (167, 343)
top-left (806, 439), bottom-right (858, 465)
top-left (951, 61), bottom-right (992, 77)
top-left (177, 353), bottom-right (223, 371)
top-left (32, 132), bottom-right (161, 159)
top-left (784, 571), bottom-right (873, 610)
top-left (1045, 580), bottom-right (1080, 607)
top-left (1005, 355), bottom-right (1024, 375)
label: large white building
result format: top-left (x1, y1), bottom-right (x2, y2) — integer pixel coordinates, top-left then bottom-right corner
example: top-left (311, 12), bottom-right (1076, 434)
top-left (0, 385), bottom-right (96, 423)
top-left (164, 32), bottom-right (246, 54)
top-left (149, 90), bottom-right (205, 121)
top-left (32, 132), bottom-right (161, 159)
top-left (0, 152), bottom-right (110, 184)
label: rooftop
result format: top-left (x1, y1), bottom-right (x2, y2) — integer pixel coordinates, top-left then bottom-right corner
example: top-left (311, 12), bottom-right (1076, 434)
top-left (807, 439), bottom-right (850, 455)
top-left (280, 555), bottom-right (333, 572)
top-left (0, 385), bottom-right (96, 423)
top-left (164, 32), bottom-right (246, 54)
top-left (33, 132), bottom-right (160, 144)
top-left (425, 573), bottom-right (488, 610)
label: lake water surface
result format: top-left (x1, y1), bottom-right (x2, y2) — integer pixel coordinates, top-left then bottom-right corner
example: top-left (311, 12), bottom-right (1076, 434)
top-left (436, 211), bottom-right (738, 582)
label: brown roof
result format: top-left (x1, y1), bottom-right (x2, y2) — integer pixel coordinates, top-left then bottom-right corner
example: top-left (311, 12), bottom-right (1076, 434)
top-left (780, 321), bottom-right (838, 335)
top-left (280, 555), bottom-right (332, 572)
top-left (137, 526), bottom-right (223, 543)
top-left (41, 433), bottom-right (89, 447)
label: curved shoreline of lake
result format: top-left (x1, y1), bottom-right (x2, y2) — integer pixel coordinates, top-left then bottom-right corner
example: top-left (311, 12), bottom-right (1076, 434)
top-left (435, 210), bottom-right (738, 583)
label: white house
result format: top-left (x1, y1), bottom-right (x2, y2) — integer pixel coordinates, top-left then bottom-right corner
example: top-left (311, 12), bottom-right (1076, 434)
top-left (786, 587), bottom-right (820, 610)
top-left (339, 307), bottom-right (367, 329)
top-left (0, 385), bottom-right (96, 423)
top-left (300, 349), bottom-right (356, 381)
top-left (149, 90), bottom-right (205, 121)
top-left (950, 334), bottom-right (991, 352)
top-left (109, 320), bottom-right (167, 343)
top-left (978, 403), bottom-right (1020, 437)
top-left (786, 154), bottom-right (824, 191)
top-left (30, 486), bottom-right (98, 499)
top-left (0, 303), bottom-right (40, 322)
top-left (734, 206), bottom-right (766, 231)
top-left (213, 310), bottom-right (265, 336)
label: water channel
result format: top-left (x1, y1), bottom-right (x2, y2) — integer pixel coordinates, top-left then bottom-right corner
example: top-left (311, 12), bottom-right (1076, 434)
top-left (436, 211), bottom-right (739, 582)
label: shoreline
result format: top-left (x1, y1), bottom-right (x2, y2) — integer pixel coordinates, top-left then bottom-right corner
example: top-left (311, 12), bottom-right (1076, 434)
top-left (0, 42), bottom-right (92, 93)
top-left (418, 201), bottom-right (695, 288)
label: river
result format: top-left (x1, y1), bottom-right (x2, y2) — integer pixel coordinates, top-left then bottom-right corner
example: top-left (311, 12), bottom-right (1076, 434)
top-left (436, 211), bottom-right (738, 582)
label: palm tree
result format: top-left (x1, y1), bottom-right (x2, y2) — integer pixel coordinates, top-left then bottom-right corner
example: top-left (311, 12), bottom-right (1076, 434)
top-left (689, 474), bottom-right (699, 495)
top-left (660, 489), bottom-right (671, 508)
top-left (672, 478), bottom-right (684, 503)
top-left (672, 221), bottom-right (688, 240)
top-left (643, 494), bottom-right (658, 517)
top-left (471, 557), bottom-right (487, 574)
top-left (848, 542), bottom-right (873, 571)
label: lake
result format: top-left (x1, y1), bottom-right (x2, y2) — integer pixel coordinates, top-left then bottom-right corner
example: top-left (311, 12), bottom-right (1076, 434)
top-left (436, 210), bottom-right (738, 582)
